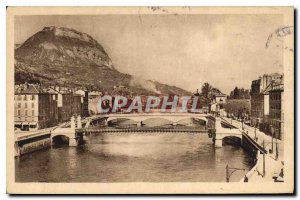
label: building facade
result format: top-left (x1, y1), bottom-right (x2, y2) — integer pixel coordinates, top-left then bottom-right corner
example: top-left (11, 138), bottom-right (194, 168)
top-left (250, 73), bottom-right (284, 127)
top-left (75, 90), bottom-right (89, 117)
top-left (14, 84), bottom-right (58, 131)
top-left (250, 79), bottom-right (262, 126)
top-left (72, 94), bottom-right (82, 117)
top-left (209, 93), bottom-right (227, 117)
top-left (269, 83), bottom-right (284, 140)
top-left (250, 93), bottom-right (264, 126)
top-left (58, 93), bottom-right (82, 122)
top-left (45, 87), bottom-right (84, 122)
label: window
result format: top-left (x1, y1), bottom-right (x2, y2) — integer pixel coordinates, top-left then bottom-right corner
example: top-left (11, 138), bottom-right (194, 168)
top-left (17, 95), bottom-right (21, 100)
top-left (17, 103), bottom-right (21, 108)
top-left (29, 125), bottom-right (36, 129)
top-left (32, 110), bottom-right (34, 116)
top-left (32, 95), bottom-right (35, 100)
top-left (17, 110), bottom-right (20, 116)
top-left (32, 102), bottom-right (34, 108)
top-left (24, 95), bottom-right (27, 100)
top-left (25, 110), bottom-right (28, 116)
top-left (25, 103), bottom-right (27, 108)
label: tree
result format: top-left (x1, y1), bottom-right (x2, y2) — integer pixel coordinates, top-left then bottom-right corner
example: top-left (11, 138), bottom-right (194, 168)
top-left (229, 87), bottom-right (250, 99)
top-left (200, 82), bottom-right (222, 99)
top-left (201, 82), bottom-right (212, 99)
top-left (198, 83), bottom-right (223, 107)
top-left (233, 87), bottom-right (239, 99)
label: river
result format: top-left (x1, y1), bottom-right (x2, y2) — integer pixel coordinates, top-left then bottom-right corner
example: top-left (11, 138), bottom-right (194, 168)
top-left (15, 131), bottom-right (255, 182)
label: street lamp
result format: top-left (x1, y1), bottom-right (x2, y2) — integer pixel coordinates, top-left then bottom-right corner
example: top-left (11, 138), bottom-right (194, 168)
top-left (259, 139), bottom-right (279, 177)
top-left (270, 125), bottom-right (274, 154)
top-left (264, 140), bottom-right (279, 161)
top-left (242, 118), bottom-right (244, 130)
top-left (262, 141), bottom-right (266, 177)
top-left (254, 121), bottom-right (258, 141)
top-left (275, 139), bottom-right (279, 160)
top-left (225, 164), bottom-right (247, 182)
top-left (241, 106), bottom-right (246, 130)
top-left (271, 126), bottom-right (279, 161)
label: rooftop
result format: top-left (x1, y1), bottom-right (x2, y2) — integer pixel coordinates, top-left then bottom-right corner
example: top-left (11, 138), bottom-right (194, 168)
top-left (15, 84), bottom-right (44, 94)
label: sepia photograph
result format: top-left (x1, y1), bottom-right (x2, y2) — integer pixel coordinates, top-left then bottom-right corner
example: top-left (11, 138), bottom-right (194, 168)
top-left (6, 6), bottom-right (294, 194)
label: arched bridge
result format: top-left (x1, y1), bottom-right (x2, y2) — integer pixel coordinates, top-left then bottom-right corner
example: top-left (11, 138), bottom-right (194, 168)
top-left (213, 117), bottom-right (243, 147)
top-left (83, 113), bottom-right (208, 127)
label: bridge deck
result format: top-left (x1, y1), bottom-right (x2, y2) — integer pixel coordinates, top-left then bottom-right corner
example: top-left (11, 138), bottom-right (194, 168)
top-left (15, 128), bottom-right (53, 141)
top-left (216, 116), bottom-right (267, 153)
top-left (15, 122), bottom-right (69, 142)
top-left (78, 127), bottom-right (208, 133)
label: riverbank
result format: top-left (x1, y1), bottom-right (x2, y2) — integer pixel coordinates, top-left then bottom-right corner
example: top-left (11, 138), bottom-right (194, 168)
top-left (222, 117), bottom-right (284, 182)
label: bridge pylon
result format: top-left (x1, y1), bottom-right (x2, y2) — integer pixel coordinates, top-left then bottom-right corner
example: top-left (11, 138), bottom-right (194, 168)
top-left (69, 138), bottom-right (78, 146)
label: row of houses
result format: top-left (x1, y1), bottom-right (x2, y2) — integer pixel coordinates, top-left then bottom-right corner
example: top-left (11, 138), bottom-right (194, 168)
top-left (206, 72), bottom-right (284, 140)
top-left (250, 73), bottom-right (284, 139)
top-left (14, 84), bottom-right (89, 131)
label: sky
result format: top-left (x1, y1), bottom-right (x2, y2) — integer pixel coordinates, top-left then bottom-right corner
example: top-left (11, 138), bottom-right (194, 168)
top-left (15, 14), bottom-right (285, 94)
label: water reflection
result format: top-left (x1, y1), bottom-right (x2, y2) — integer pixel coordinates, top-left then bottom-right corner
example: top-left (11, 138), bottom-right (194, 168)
top-left (15, 132), bottom-right (254, 182)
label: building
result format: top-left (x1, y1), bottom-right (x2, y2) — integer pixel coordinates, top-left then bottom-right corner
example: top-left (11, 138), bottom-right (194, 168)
top-left (45, 86), bottom-right (84, 122)
top-left (269, 83), bottom-right (284, 140)
top-left (14, 84), bottom-right (58, 131)
top-left (250, 73), bottom-right (284, 127)
top-left (209, 93), bottom-right (227, 117)
top-left (72, 94), bottom-right (82, 117)
top-left (88, 95), bottom-right (101, 115)
top-left (75, 90), bottom-right (89, 117)
top-left (82, 91), bottom-right (89, 117)
top-left (213, 93), bottom-right (227, 104)
top-left (58, 93), bottom-right (82, 122)
top-left (250, 78), bottom-right (264, 126)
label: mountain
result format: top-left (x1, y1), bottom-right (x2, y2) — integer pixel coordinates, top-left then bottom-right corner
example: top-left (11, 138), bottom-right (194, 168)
top-left (15, 26), bottom-right (192, 96)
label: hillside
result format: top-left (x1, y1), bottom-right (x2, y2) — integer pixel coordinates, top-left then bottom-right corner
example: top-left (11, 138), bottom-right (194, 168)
top-left (15, 26), bottom-right (192, 96)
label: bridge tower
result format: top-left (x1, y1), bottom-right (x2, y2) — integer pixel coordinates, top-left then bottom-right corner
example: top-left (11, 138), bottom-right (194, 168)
top-left (69, 116), bottom-right (77, 146)
top-left (214, 117), bottom-right (223, 147)
top-left (77, 115), bottom-right (82, 129)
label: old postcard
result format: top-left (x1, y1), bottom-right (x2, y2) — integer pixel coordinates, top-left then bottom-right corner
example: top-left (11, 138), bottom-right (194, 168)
top-left (7, 7), bottom-right (294, 194)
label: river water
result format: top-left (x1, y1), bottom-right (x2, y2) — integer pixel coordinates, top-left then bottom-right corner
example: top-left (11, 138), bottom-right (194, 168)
top-left (15, 132), bottom-right (255, 182)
